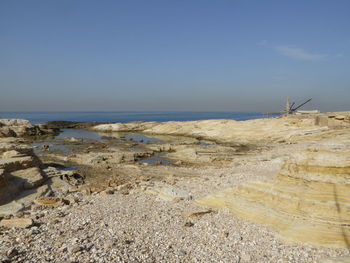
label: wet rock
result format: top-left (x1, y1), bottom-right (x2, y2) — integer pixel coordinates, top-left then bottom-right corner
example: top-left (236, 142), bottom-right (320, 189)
top-left (69, 137), bottom-right (82, 143)
top-left (40, 144), bottom-right (50, 151)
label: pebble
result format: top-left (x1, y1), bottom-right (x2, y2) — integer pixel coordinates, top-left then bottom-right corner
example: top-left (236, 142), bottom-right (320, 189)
top-left (6, 248), bottom-right (18, 258)
top-left (184, 221), bottom-right (194, 227)
top-left (0, 142), bottom-right (348, 262)
top-left (69, 246), bottom-right (82, 253)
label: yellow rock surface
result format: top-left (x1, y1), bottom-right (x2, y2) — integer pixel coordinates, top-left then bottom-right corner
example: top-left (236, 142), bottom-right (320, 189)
top-left (196, 146), bottom-right (350, 248)
top-left (0, 218), bottom-right (33, 228)
top-left (34, 197), bottom-right (67, 206)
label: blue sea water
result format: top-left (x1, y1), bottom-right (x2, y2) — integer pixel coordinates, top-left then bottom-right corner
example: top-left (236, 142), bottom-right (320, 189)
top-left (0, 111), bottom-right (267, 124)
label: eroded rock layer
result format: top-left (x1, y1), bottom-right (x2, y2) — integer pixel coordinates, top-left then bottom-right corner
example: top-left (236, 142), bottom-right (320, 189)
top-left (0, 119), bottom-right (57, 137)
top-left (93, 116), bottom-right (328, 145)
top-left (196, 145), bottom-right (350, 248)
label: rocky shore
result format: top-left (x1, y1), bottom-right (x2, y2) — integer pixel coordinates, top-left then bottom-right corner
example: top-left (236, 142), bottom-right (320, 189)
top-left (1, 113), bottom-right (350, 262)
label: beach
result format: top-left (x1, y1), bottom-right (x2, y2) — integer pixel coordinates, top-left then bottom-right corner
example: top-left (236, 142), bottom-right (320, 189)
top-left (1, 113), bottom-right (350, 262)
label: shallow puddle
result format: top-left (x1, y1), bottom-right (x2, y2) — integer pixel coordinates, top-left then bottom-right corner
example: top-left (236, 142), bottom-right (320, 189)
top-left (123, 133), bottom-right (161, 144)
top-left (33, 129), bottom-right (107, 154)
top-left (140, 152), bottom-right (172, 165)
top-left (32, 142), bottom-right (70, 154)
top-left (199, 141), bottom-right (215, 146)
top-left (33, 129), bottom-right (173, 165)
top-left (55, 129), bottom-right (104, 141)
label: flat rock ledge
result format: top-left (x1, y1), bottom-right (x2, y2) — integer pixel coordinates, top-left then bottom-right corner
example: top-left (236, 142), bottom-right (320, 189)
top-left (0, 140), bottom-right (83, 216)
top-left (0, 218), bottom-right (34, 228)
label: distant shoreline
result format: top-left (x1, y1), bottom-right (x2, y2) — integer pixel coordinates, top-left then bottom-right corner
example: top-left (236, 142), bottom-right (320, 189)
top-left (0, 111), bottom-right (267, 124)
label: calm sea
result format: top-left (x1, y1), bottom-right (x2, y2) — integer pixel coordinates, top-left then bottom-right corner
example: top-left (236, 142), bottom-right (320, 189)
top-left (0, 111), bottom-right (267, 124)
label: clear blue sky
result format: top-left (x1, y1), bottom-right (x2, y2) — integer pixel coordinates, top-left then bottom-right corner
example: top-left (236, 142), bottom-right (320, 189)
top-left (0, 0), bottom-right (349, 112)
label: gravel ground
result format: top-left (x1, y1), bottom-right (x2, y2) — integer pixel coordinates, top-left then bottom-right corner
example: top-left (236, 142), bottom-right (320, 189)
top-left (1, 141), bottom-right (349, 263)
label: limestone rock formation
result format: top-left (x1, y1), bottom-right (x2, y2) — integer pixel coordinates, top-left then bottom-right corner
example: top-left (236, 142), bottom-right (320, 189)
top-left (167, 144), bottom-right (238, 165)
top-left (196, 144), bottom-right (350, 248)
top-left (93, 116), bottom-right (329, 145)
top-left (0, 119), bottom-right (57, 138)
top-left (0, 140), bottom-right (83, 215)
top-left (65, 148), bottom-right (153, 167)
top-left (0, 141), bottom-right (47, 211)
top-left (92, 121), bottom-right (160, 132)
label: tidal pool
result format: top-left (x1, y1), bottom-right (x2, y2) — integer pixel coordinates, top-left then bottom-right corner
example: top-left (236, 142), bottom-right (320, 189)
top-left (55, 129), bottom-right (104, 141)
top-left (34, 129), bottom-right (172, 165)
top-left (32, 142), bottom-right (69, 154)
top-left (140, 152), bottom-right (172, 165)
